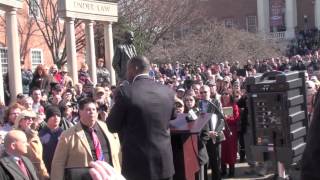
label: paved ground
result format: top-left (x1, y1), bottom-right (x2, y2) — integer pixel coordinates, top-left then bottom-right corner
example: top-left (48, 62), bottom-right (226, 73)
top-left (208, 162), bottom-right (300, 180)
top-left (220, 162), bottom-right (275, 180)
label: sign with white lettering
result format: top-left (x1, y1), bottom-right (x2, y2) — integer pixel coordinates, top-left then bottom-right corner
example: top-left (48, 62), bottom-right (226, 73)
top-left (58, 0), bottom-right (118, 22)
top-left (269, 0), bottom-right (284, 27)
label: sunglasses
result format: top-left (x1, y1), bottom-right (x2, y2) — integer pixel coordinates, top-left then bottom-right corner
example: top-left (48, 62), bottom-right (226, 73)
top-left (175, 103), bottom-right (183, 108)
top-left (22, 116), bottom-right (33, 120)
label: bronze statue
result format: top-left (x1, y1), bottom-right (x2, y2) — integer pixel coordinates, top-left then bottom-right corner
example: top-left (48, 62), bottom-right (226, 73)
top-left (112, 31), bottom-right (137, 81)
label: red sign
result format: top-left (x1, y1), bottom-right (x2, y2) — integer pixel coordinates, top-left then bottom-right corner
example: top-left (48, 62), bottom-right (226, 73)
top-left (270, 0), bottom-right (284, 27)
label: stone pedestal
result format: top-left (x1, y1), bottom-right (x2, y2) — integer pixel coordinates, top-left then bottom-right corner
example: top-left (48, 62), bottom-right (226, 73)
top-left (6, 8), bottom-right (22, 102)
top-left (285, 0), bottom-right (297, 39)
top-left (85, 20), bottom-right (97, 85)
top-left (104, 22), bottom-right (116, 86)
top-left (315, 0), bottom-right (320, 30)
top-left (65, 18), bottom-right (78, 85)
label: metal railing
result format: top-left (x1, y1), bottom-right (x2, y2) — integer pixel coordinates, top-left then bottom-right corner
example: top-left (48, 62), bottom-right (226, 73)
top-left (264, 31), bottom-right (286, 40)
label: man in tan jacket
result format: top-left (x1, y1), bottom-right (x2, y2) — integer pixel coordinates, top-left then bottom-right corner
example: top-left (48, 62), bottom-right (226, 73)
top-left (51, 98), bottom-right (121, 180)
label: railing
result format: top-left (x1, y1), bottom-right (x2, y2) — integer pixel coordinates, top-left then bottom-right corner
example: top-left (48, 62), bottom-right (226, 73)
top-left (264, 31), bottom-right (286, 41)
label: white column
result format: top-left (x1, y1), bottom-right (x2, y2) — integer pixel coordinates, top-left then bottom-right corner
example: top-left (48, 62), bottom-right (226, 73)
top-left (85, 20), bottom-right (97, 85)
top-left (0, 59), bottom-right (4, 104)
top-left (293, 0), bottom-right (298, 27)
top-left (285, 0), bottom-right (297, 39)
top-left (257, 0), bottom-right (270, 36)
top-left (65, 18), bottom-right (78, 84)
top-left (315, 0), bottom-right (320, 29)
top-left (6, 8), bottom-right (22, 102)
top-left (104, 22), bottom-right (116, 86)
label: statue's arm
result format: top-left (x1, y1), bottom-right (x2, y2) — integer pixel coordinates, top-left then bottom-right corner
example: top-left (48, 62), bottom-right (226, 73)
top-left (113, 45), bottom-right (122, 75)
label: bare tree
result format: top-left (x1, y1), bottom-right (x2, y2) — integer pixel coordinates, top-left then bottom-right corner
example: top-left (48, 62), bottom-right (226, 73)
top-left (148, 21), bottom-right (283, 64)
top-left (0, 11), bottom-right (39, 63)
top-left (114, 0), bottom-right (201, 54)
top-left (25, 0), bottom-right (85, 66)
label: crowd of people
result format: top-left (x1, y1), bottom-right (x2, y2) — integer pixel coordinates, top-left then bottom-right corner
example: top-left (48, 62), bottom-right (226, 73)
top-left (0, 47), bottom-right (318, 180)
top-left (149, 50), bottom-right (320, 179)
top-left (287, 29), bottom-right (320, 56)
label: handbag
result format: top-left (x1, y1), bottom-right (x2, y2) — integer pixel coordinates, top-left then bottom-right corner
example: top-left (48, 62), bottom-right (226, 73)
top-left (211, 131), bottom-right (226, 144)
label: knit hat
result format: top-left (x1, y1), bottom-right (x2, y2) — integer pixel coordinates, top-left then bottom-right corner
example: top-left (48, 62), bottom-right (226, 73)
top-left (45, 105), bottom-right (61, 121)
top-left (50, 82), bottom-right (62, 92)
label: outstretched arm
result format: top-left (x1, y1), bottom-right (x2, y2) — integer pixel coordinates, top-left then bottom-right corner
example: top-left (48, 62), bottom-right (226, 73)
top-left (106, 87), bottom-right (128, 133)
top-left (112, 46), bottom-right (122, 77)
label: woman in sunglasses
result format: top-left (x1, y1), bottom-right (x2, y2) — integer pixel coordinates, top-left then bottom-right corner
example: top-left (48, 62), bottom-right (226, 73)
top-left (14, 110), bottom-right (49, 180)
top-left (220, 91), bottom-right (240, 177)
top-left (174, 98), bottom-right (185, 115)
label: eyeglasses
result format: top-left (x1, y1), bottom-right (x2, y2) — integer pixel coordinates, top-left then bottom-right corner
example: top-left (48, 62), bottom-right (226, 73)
top-left (10, 112), bottom-right (20, 116)
top-left (175, 104), bottom-right (183, 108)
top-left (22, 117), bottom-right (33, 121)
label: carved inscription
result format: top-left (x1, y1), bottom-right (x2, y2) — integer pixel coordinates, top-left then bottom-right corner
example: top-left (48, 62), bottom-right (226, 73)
top-left (73, 1), bottom-right (112, 13)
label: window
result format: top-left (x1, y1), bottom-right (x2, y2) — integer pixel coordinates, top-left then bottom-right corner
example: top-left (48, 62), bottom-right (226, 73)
top-left (246, 16), bottom-right (257, 33)
top-left (224, 19), bottom-right (234, 28)
top-left (0, 47), bottom-right (8, 74)
top-left (30, 49), bottom-right (43, 71)
top-left (29, 0), bottom-right (40, 17)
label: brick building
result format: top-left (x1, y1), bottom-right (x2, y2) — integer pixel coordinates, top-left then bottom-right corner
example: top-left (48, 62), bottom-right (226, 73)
top-left (199, 0), bottom-right (320, 40)
top-left (0, 0), bottom-right (85, 74)
top-left (0, 0), bottom-right (117, 102)
top-left (1, 0), bottom-right (319, 75)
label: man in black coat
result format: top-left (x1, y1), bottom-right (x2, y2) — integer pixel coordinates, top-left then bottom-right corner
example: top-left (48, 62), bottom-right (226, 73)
top-left (0, 130), bottom-right (39, 180)
top-left (107, 56), bottom-right (176, 180)
top-left (301, 91), bottom-right (320, 180)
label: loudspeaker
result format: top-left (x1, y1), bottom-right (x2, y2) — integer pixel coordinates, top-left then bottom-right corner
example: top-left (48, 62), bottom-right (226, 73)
top-left (246, 71), bottom-right (308, 165)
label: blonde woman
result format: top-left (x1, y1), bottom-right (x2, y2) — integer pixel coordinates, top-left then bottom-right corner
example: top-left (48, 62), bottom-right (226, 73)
top-left (78, 63), bottom-right (93, 85)
top-left (14, 110), bottom-right (49, 180)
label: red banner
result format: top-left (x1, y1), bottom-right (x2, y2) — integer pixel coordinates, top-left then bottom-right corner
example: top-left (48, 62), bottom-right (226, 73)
top-left (270, 0), bottom-right (284, 27)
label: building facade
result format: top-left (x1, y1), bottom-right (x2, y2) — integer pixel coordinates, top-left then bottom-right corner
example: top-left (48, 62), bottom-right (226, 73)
top-left (199, 0), bottom-right (320, 40)
top-left (1, 0), bottom-right (318, 75)
top-left (0, 0), bottom-right (86, 74)
top-left (0, 0), bottom-right (117, 102)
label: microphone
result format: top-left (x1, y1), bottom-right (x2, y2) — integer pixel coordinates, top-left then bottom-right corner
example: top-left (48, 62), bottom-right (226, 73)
top-left (205, 100), bottom-right (233, 136)
top-left (120, 80), bottom-right (130, 86)
top-left (186, 109), bottom-right (198, 121)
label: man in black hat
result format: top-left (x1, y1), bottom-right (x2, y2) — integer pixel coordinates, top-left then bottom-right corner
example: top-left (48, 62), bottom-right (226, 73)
top-left (39, 105), bottom-right (64, 173)
top-left (50, 82), bottom-right (63, 96)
